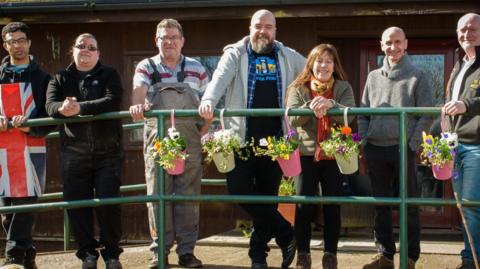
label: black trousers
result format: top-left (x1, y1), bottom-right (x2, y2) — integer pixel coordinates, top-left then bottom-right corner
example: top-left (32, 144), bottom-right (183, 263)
top-left (0, 197), bottom-right (37, 261)
top-left (364, 143), bottom-right (421, 261)
top-left (226, 153), bottom-right (293, 264)
top-left (61, 146), bottom-right (123, 261)
top-left (294, 157), bottom-right (343, 254)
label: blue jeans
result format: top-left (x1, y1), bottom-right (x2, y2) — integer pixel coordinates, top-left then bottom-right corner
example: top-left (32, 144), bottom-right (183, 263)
top-left (453, 143), bottom-right (480, 261)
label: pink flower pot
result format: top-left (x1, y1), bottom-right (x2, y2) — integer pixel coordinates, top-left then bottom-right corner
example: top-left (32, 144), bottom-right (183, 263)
top-left (432, 161), bottom-right (453, 180)
top-left (166, 156), bottom-right (185, 175)
top-left (277, 149), bottom-right (301, 177)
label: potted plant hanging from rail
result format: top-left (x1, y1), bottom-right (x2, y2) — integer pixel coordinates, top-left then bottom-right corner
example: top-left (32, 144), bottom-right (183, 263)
top-left (150, 110), bottom-right (187, 175)
top-left (320, 107), bottom-right (361, 174)
top-left (252, 108), bottom-right (301, 177)
top-left (420, 111), bottom-right (458, 180)
top-left (201, 109), bottom-right (246, 173)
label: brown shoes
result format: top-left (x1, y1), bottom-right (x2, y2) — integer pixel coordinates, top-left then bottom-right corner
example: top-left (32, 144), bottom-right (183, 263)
top-left (322, 252), bottom-right (337, 269)
top-left (295, 252), bottom-right (311, 269)
top-left (362, 254), bottom-right (394, 269)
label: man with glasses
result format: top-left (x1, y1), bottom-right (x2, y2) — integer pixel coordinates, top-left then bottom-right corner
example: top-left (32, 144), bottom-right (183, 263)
top-left (130, 18), bottom-right (209, 269)
top-left (198, 9), bottom-right (305, 269)
top-left (46, 33), bottom-right (124, 269)
top-left (0, 22), bottom-right (51, 269)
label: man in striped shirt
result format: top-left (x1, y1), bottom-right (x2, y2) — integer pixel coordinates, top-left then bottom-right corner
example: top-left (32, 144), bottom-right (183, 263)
top-left (130, 18), bottom-right (209, 269)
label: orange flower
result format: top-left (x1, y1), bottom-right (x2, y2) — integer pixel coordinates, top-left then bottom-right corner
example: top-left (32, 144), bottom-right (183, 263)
top-left (341, 126), bottom-right (352, 136)
top-left (154, 141), bottom-right (161, 151)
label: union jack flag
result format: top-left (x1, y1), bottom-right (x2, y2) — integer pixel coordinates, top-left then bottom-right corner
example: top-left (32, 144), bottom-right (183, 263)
top-left (0, 82), bottom-right (45, 197)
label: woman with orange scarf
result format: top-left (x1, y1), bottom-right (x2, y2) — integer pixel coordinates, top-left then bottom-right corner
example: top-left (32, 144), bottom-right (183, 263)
top-left (286, 44), bottom-right (355, 269)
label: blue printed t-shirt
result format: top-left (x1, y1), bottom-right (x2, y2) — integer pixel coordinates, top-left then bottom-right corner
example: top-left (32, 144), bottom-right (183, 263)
top-left (246, 50), bottom-right (282, 142)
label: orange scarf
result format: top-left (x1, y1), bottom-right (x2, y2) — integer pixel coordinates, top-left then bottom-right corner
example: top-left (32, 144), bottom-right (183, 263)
top-left (310, 78), bottom-right (334, 161)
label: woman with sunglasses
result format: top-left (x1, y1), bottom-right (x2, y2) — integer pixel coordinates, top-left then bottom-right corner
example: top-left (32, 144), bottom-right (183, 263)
top-left (45, 33), bottom-right (124, 269)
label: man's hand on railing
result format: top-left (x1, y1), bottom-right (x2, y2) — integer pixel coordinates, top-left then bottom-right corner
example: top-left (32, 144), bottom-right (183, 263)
top-left (129, 102), bottom-right (151, 121)
top-left (198, 103), bottom-right (214, 120)
top-left (58, 97), bottom-right (80, 117)
top-left (11, 115), bottom-right (30, 133)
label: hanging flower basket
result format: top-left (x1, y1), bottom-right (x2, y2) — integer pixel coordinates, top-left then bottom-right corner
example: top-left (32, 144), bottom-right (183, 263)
top-left (212, 151), bottom-right (235, 173)
top-left (432, 160), bottom-right (453, 180)
top-left (334, 152), bottom-right (359, 175)
top-left (166, 153), bottom-right (186, 175)
top-left (277, 148), bottom-right (301, 177)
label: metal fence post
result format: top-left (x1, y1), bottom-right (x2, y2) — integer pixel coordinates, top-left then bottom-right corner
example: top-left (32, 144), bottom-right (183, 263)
top-left (156, 115), bottom-right (166, 269)
top-left (399, 112), bottom-right (408, 269)
top-left (63, 209), bottom-right (70, 251)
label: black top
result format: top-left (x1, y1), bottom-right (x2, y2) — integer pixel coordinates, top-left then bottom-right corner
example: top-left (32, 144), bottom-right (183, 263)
top-left (247, 50), bottom-right (282, 141)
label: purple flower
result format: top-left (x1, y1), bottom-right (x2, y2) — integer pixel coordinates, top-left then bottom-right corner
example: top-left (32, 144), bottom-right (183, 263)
top-left (286, 129), bottom-right (296, 139)
top-left (342, 134), bottom-right (347, 140)
top-left (450, 149), bottom-right (456, 156)
top-left (351, 133), bottom-right (361, 142)
top-left (426, 138), bottom-right (433, 145)
top-left (336, 146), bottom-right (346, 153)
top-left (427, 152), bottom-right (433, 159)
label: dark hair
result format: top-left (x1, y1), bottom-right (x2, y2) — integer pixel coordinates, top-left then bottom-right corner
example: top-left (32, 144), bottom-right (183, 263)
top-left (2, 22), bottom-right (31, 41)
top-left (290, 43), bottom-right (348, 88)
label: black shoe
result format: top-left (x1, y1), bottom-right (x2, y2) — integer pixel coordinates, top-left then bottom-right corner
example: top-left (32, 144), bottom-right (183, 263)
top-left (105, 258), bottom-right (122, 269)
top-left (178, 253), bottom-right (203, 268)
top-left (280, 237), bottom-right (296, 269)
top-left (82, 254), bottom-right (97, 269)
top-left (24, 247), bottom-right (37, 269)
top-left (251, 262), bottom-right (268, 269)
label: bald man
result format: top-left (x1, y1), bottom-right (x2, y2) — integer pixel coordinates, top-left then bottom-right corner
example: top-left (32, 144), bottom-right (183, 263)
top-left (358, 27), bottom-right (433, 269)
top-left (199, 9), bottom-right (305, 269)
top-left (442, 13), bottom-right (480, 269)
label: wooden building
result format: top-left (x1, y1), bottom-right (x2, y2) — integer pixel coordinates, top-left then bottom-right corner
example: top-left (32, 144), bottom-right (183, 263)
top-left (0, 0), bottom-right (478, 243)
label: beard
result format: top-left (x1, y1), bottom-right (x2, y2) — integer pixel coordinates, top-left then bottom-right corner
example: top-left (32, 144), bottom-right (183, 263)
top-left (251, 34), bottom-right (274, 54)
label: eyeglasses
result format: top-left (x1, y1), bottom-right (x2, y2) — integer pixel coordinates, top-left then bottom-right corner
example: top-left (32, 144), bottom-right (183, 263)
top-left (158, 35), bottom-right (182, 42)
top-left (74, 44), bottom-right (98, 51)
top-left (4, 38), bottom-right (28, 46)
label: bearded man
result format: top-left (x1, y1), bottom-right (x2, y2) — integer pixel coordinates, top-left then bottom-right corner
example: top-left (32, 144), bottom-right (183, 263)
top-left (198, 9), bottom-right (305, 269)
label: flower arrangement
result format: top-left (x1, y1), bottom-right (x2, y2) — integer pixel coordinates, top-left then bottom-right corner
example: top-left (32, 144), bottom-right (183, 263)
top-left (320, 125), bottom-right (361, 160)
top-left (252, 130), bottom-right (299, 161)
top-left (151, 127), bottom-right (187, 170)
top-left (420, 131), bottom-right (458, 167)
top-left (278, 177), bottom-right (296, 196)
top-left (201, 129), bottom-right (245, 168)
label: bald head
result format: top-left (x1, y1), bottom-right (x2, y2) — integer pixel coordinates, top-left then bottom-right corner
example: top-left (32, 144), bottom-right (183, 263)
top-left (251, 9), bottom-right (276, 27)
top-left (456, 13), bottom-right (480, 57)
top-left (381, 27), bottom-right (406, 43)
top-left (380, 26), bottom-right (408, 65)
top-left (249, 9), bottom-right (277, 53)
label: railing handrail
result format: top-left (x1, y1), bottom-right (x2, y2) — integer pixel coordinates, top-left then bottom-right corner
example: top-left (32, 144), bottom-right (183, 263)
top-left (0, 107), bottom-right (467, 269)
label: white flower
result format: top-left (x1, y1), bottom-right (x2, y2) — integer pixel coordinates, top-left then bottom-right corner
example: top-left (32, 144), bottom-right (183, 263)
top-left (168, 127), bottom-right (180, 140)
top-left (259, 138), bottom-right (268, 147)
top-left (441, 132), bottom-right (458, 149)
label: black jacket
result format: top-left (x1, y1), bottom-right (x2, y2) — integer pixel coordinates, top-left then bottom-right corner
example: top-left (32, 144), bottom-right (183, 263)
top-left (45, 62), bottom-right (123, 149)
top-left (446, 46), bottom-right (480, 144)
top-left (0, 55), bottom-right (52, 137)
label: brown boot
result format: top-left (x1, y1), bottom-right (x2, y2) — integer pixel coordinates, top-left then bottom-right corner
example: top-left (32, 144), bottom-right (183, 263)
top-left (322, 252), bottom-right (337, 269)
top-left (295, 252), bottom-right (311, 269)
top-left (408, 258), bottom-right (416, 269)
top-left (362, 254), bottom-right (394, 269)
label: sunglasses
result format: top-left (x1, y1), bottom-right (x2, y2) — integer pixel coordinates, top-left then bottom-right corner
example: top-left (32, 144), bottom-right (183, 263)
top-left (74, 44), bottom-right (98, 51)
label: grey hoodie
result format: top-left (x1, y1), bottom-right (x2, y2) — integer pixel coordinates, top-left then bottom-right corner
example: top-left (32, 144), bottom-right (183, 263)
top-left (200, 36), bottom-right (305, 142)
top-left (357, 54), bottom-right (433, 151)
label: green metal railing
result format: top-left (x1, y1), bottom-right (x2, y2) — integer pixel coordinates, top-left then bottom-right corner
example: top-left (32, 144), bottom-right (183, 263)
top-left (1, 107), bottom-right (477, 269)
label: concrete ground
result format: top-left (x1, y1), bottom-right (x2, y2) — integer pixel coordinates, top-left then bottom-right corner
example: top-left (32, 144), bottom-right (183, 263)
top-left (28, 230), bottom-right (465, 269)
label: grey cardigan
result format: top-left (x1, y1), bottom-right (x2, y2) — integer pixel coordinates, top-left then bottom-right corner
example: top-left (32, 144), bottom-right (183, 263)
top-left (286, 80), bottom-right (356, 155)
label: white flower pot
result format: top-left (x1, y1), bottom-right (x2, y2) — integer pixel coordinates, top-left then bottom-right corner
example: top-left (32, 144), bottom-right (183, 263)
top-left (212, 151), bottom-right (235, 173)
top-left (334, 152), bottom-right (358, 175)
